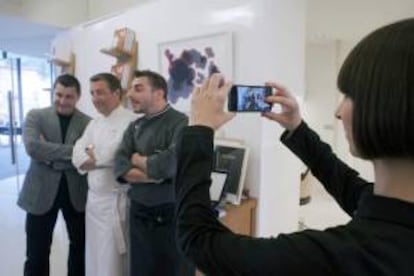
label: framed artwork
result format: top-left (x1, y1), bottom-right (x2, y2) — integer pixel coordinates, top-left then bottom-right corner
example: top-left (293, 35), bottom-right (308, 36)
top-left (213, 139), bottom-right (249, 205)
top-left (159, 32), bottom-right (233, 111)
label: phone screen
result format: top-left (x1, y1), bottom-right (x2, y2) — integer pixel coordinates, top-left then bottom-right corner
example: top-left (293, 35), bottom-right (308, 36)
top-left (228, 85), bottom-right (273, 112)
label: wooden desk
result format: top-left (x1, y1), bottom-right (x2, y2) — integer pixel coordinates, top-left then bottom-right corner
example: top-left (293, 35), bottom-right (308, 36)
top-left (220, 198), bottom-right (257, 236)
top-left (195, 198), bottom-right (257, 276)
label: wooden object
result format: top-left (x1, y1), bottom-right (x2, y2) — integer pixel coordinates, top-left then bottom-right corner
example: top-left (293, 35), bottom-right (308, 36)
top-left (49, 52), bottom-right (76, 75)
top-left (220, 198), bottom-right (257, 236)
top-left (300, 168), bottom-right (312, 205)
top-left (100, 27), bottom-right (138, 91)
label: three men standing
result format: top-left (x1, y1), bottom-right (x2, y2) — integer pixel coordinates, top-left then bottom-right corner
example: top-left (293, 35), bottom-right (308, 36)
top-left (19, 70), bottom-right (192, 276)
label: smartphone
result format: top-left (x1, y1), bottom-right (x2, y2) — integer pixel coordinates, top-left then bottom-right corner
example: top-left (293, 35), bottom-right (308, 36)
top-left (228, 85), bottom-right (273, 112)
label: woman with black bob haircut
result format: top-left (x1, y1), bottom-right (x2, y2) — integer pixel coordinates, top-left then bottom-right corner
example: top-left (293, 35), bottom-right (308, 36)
top-left (337, 18), bottom-right (414, 159)
top-left (174, 18), bottom-right (414, 275)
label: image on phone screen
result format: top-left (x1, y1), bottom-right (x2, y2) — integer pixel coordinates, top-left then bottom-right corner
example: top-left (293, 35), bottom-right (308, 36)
top-left (228, 85), bottom-right (273, 112)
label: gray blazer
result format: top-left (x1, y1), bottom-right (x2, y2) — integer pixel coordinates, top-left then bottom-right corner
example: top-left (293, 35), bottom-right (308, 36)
top-left (17, 106), bottom-right (91, 215)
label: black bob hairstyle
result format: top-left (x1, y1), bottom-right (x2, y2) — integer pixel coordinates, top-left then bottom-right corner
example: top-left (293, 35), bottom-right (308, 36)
top-left (337, 18), bottom-right (414, 159)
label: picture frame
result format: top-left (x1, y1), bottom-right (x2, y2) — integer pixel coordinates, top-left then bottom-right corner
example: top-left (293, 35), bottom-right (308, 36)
top-left (158, 32), bottom-right (233, 112)
top-left (213, 138), bottom-right (249, 205)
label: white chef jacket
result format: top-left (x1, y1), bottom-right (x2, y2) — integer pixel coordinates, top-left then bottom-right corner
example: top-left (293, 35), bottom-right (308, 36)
top-left (72, 105), bottom-right (137, 276)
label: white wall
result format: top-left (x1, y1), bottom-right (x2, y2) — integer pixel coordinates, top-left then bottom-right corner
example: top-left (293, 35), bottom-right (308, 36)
top-left (53, 0), bottom-right (305, 237)
top-left (305, 41), bottom-right (338, 146)
top-left (256, 0), bottom-right (305, 236)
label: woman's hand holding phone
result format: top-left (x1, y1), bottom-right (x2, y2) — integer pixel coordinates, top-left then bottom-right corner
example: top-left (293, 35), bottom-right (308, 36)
top-left (261, 82), bottom-right (302, 131)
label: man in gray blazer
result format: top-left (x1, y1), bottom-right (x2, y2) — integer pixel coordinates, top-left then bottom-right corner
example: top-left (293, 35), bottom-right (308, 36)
top-left (18, 74), bottom-right (91, 276)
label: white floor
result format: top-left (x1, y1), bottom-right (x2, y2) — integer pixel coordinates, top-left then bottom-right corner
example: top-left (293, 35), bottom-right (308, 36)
top-left (0, 175), bottom-right (68, 276)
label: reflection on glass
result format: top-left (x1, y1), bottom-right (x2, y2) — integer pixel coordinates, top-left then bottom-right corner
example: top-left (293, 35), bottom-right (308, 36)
top-left (0, 53), bottom-right (52, 181)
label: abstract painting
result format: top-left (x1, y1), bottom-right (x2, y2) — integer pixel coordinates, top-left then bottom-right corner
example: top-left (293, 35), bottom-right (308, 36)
top-left (159, 32), bottom-right (233, 111)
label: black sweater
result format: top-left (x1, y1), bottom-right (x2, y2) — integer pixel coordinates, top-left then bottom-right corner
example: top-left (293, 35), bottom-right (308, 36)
top-left (175, 122), bottom-right (414, 275)
top-left (114, 106), bottom-right (188, 206)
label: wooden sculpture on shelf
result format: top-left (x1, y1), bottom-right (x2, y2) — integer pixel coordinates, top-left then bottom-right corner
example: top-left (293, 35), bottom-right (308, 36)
top-left (100, 27), bottom-right (138, 92)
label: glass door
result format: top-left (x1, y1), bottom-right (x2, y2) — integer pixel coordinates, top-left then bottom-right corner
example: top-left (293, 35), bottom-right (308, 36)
top-left (0, 53), bottom-right (52, 276)
top-left (0, 56), bottom-right (24, 276)
top-left (0, 54), bottom-right (52, 190)
top-left (0, 57), bottom-right (22, 191)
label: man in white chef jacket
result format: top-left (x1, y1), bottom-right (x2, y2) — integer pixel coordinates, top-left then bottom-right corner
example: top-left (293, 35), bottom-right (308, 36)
top-left (72, 73), bottom-right (137, 276)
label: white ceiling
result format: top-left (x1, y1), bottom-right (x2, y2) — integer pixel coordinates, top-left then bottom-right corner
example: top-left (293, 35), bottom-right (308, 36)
top-left (0, 0), bottom-right (21, 5)
top-left (0, 15), bottom-right (63, 57)
top-left (307, 0), bottom-right (414, 43)
top-left (0, 0), bottom-right (413, 57)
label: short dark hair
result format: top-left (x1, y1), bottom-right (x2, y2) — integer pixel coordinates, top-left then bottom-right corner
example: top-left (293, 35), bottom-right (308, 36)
top-left (53, 74), bottom-right (81, 96)
top-left (133, 70), bottom-right (168, 99)
top-left (337, 18), bottom-right (414, 159)
top-left (90, 72), bottom-right (122, 93)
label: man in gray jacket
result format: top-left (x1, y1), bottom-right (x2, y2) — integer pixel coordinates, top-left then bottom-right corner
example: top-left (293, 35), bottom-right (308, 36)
top-left (18, 74), bottom-right (91, 276)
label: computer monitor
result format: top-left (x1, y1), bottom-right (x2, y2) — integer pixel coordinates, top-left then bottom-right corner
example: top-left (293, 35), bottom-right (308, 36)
top-left (213, 139), bottom-right (249, 205)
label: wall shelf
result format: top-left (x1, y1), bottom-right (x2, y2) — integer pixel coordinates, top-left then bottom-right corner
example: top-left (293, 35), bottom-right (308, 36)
top-left (100, 27), bottom-right (138, 91)
top-left (100, 47), bottom-right (133, 61)
top-left (48, 52), bottom-right (76, 75)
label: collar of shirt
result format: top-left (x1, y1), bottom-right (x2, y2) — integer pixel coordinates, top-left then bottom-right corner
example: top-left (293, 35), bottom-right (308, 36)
top-left (144, 104), bottom-right (171, 120)
top-left (133, 104), bottom-right (170, 133)
top-left (356, 192), bottom-right (414, 229)
top-left (99, 105), bottom-right (123, 119)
